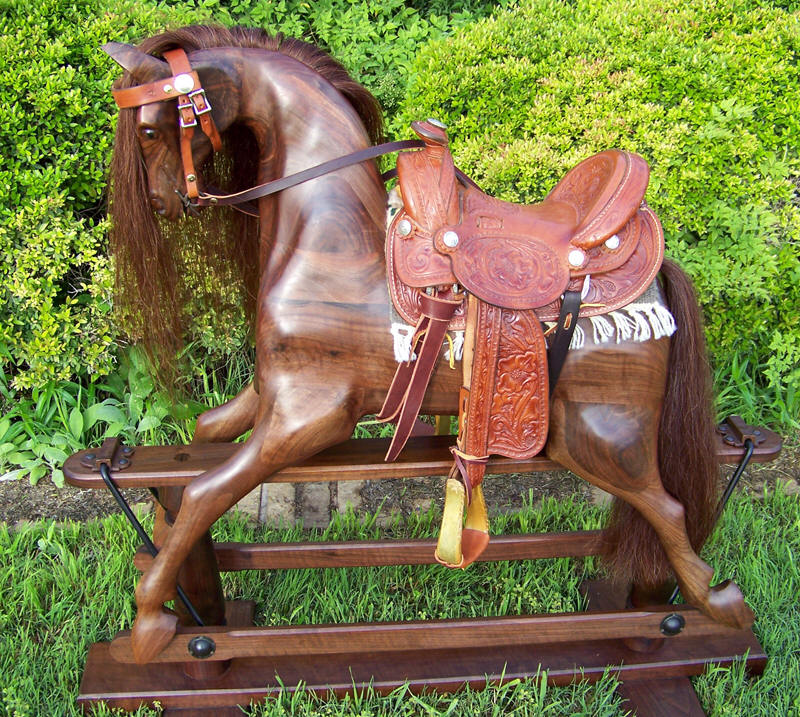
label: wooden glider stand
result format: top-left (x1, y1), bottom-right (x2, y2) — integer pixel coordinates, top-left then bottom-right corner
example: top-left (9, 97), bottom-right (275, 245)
top-left (64, 416), bottom-right (781, 716)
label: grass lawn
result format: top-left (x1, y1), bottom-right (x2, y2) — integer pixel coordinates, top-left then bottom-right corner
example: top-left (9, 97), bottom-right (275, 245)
top-left (1, 489), bottom-right (798, 716)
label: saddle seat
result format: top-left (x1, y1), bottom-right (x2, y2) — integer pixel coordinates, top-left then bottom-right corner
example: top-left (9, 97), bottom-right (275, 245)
top-left (394, 120), bottom-right (650, 310)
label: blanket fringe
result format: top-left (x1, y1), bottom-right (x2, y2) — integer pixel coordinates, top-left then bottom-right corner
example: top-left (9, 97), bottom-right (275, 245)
top-left (392, 302), bottom-right (676, 364)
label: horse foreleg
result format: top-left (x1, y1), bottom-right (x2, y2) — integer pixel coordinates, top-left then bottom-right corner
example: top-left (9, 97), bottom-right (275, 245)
top-left (131, 385), bottom-right (359, 664)
top-left (193, 382), bottom-right (259, 443)
top-left (548, 399), bottom-right (753, 629)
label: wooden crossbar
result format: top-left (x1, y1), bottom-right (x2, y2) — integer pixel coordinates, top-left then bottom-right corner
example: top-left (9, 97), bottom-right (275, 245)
top-left (133, 530), bottom-right (603, 572)
top-left (64, 424), bottom-right (783, 490)
top-left (107, 604), bottom-right (743, 664)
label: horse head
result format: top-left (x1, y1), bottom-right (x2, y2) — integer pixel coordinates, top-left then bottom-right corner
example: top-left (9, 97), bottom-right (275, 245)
top-left (103, 42), bottom-right (241, 220)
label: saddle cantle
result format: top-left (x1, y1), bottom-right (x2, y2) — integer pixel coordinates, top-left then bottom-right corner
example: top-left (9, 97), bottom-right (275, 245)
top-left (382, 120), bottom-right (665, 569)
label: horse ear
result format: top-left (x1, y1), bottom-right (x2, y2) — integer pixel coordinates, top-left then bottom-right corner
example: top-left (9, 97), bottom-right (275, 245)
top-left (101, 42), bottom-right (169, 79)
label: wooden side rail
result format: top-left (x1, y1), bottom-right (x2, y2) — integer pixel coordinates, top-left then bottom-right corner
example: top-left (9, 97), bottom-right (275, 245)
top-left (107, 604), bottom-right (746, 664)
top-left (64, 418), bottom-right (782, 490)
top-left (133, 530), bottom-right (603, 572)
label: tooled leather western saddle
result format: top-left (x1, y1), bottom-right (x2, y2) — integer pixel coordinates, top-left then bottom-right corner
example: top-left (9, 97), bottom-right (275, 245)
top-left (381, 120), bottom-right (664, 568)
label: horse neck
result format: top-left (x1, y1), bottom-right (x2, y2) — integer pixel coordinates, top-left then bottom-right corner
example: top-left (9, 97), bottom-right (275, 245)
top-left (235, 52), bottom-right (388, 293)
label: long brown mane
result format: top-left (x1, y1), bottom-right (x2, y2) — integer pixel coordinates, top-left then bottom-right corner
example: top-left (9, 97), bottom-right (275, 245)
top-left (108, 26), bottom-right (383, 380)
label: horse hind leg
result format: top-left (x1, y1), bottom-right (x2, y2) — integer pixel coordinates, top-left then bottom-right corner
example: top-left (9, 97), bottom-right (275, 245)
top-left (548, 398), bottom-right (753, 630)
top-left (131, 383), bottom-right (362, 663)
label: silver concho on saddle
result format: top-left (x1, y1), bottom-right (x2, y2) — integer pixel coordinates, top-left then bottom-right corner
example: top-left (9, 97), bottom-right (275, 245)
top-left (381, 120), bottom-right (664, 568)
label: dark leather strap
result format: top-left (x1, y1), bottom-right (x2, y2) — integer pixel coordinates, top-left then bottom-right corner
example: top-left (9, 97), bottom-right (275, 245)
top-left (547, 290), bottom-right (582, 394)
top-left (195, 139), bottom-right (425, 207)
top-left (378, 292), bottom-right (461, 461)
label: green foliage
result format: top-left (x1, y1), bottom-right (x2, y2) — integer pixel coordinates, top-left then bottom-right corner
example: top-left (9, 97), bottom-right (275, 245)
top-left (215, 0), bottom-right (508, 131)
top-left (0, 0), bottom-right (211, 390)
top-left (400, 0), bottom-right (800, 426)
top-left (0, 342), bottom-right (260, 484)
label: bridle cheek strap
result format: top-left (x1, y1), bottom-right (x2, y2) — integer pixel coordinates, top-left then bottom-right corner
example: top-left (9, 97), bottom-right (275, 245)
top-left (110, 47), bottom-right (222, 199)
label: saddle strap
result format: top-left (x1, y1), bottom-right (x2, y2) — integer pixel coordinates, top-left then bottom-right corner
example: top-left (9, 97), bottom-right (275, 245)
top-left (378, 292), bottom-right (462, 461)
top-left (436, 296), bottom-right (550, 568)
top-left (547, 290), bottom-right (582, 393)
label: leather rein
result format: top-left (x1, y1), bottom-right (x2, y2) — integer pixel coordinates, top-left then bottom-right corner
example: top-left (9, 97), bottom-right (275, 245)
top-left (111, 47), bottom-right (442, 213)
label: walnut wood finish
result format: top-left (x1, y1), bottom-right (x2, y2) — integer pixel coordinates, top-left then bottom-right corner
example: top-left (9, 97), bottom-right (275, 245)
top-left (76, 583), bottom-right (766, 714)
top-left (134, 531), bottom-right (603, 573)
top-left (584, 580), bottom-right (711, 715)
top-left (63, 426), bottom-right (782, 489)
top-left (107, 604), bottom-right (748, 664)
top-left (78, 627), bottom-right (765, 713)
top-left (153, 486), bottom-right (226, 628)
top-left (101, 31), bottom-right (772, 664)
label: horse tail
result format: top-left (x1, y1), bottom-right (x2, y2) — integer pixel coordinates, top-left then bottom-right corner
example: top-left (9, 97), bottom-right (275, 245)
top-left (601, 258), bottom-right (719, 589)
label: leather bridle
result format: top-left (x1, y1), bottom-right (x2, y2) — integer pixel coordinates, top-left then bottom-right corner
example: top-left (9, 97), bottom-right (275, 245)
top-left (113, 48), bottom-right (222, 200)
top-left (111, 47), bottom-right (436, 212)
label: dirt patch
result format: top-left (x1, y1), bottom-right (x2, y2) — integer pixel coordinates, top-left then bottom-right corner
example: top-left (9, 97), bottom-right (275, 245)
top-left (358, 469), bottom-right (590, 519)
top-left (1, 435), bottom-right (796, 528)
top-left (0, 478), bottom-right (150, 528)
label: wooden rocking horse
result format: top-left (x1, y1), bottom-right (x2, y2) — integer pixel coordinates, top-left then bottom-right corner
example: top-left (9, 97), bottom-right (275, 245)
top-left (63, 25), bottom-right (783, 714)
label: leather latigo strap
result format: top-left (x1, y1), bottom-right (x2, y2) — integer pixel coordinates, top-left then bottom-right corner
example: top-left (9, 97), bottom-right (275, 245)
top-left (377, 292), bottom-right (462, 461)
top-left (195, 140), bottom-right (424, 207)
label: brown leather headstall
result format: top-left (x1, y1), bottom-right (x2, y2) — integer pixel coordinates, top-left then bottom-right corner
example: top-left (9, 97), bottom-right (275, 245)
top-left (110, 49), bottom-right (433, 210)
top-left (111, 47), bottom-right (222, 199)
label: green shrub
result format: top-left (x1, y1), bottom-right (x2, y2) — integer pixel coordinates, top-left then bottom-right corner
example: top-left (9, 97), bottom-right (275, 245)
top-left (399, 0), bottom-right (800, 426)
top-left (0, 0), bottom-right (212, 390)
top-left (219, 0), bottom-right (509, 132)
top-left (0, 0), bottom-right (503, 394)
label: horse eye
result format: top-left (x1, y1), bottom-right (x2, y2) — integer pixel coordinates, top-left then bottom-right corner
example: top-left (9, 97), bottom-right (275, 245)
top-left (140, 127), bottom-right (159, 141)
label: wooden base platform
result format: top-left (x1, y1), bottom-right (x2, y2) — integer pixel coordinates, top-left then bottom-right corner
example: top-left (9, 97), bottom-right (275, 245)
top-left (67, 418), bottom-right (780, 715)
top-left (77, 603), bottom-right (766, 714)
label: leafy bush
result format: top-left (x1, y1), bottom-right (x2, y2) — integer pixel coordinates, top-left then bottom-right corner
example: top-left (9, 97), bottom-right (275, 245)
top-left (399, 0), bottom-right (800, 426)
top-left (218, 0), bottom-right (509, 132)
top-left (0, 0), bottom-right (212, 390)
top-left (0, 0), bottom-right (504, 395)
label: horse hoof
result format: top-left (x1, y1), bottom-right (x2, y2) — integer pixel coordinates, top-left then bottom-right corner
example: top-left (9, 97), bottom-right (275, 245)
top-left (704, 580), bottom-right (754, 629)
top-left (131, 608), bottom-right (179, 664)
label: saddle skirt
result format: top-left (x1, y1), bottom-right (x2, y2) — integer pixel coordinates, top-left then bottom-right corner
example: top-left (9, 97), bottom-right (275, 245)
top-left (381, 120), bottom-right (665, 568)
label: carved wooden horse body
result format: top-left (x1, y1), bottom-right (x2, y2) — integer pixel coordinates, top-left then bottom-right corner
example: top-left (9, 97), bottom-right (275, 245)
top-left (104, 26), bottom-right (751, 665)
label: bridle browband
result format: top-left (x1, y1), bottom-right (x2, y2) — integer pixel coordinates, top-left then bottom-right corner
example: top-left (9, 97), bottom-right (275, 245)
top-left (111, 47), bottom-right (451, 212)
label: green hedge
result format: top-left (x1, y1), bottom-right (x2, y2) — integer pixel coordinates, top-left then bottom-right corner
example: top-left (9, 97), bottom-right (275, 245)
top-left (0, 0), bottom-right (206, 390)
top-left (399, 0), bottom-right (800, 425)
top-left (1, 0), bottom-right (796, 429)
top-left (0, 0), bottom-right (503, 393)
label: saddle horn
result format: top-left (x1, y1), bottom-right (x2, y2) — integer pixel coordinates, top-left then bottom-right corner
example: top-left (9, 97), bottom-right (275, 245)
top-left (101, 42), bottom-right (169, 78)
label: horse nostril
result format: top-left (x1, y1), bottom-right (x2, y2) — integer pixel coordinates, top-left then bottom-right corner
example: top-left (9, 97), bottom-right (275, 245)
top-left (149, 195), bottom-right (165, 213)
